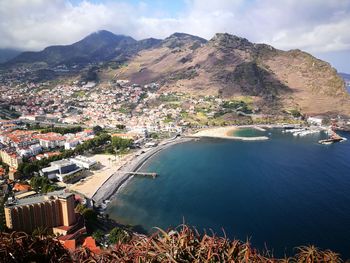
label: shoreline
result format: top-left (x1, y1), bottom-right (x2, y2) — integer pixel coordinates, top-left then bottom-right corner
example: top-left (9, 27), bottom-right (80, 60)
top-left (87, 124), bottom-right (301, 204)
top-left (190, 125), bottom-right (272, 141)
top-left (91, 137), bottom-right (193, 204)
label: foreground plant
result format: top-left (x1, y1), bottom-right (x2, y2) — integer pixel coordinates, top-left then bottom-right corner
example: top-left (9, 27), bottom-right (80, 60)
top-left (73, 224), bottom-right (344, 263)
top-left (0, 231), bottom-right (70, 262)
top-left (0, 226), bottom-right (345, 262)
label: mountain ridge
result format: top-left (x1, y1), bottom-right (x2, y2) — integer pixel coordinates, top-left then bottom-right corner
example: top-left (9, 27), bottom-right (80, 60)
top-left (5, 30), bottom-right (161, 66)
top-left (2, 30), bottom-right (349, 116)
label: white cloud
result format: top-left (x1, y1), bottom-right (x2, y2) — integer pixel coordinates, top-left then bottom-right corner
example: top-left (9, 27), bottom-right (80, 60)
top-left (0, 0), bottom-right (350, 55)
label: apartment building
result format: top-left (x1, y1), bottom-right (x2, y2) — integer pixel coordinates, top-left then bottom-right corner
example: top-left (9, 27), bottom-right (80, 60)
top-left (4, 191), bottom-right (76, 233)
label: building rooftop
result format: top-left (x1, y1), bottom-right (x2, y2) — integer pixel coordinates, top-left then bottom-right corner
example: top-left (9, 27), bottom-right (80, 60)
top-left (51, 159), bottom-right (73, 167)
top-left (6, 190), bottom-right (74, 208)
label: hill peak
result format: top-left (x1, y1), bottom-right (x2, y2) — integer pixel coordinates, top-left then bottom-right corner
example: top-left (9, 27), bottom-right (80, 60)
top-left (210, 33), bottom-right (253, 49)
top-left (162, 32), bottom-right (207, 49)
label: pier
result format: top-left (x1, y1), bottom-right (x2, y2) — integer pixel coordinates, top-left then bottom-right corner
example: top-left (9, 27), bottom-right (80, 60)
top-left (114, 171), bottom-right (157, 179)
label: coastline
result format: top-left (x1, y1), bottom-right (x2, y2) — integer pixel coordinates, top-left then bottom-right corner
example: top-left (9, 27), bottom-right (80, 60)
top-left (77, 124), bottom-right (296, 203)
top-left (190, 125), bottom-right (270, 141)
top-left (91, 137), bottom-right (193, 204)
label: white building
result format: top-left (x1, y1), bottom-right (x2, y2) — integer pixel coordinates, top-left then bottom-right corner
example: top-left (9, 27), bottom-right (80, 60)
top-left (64, 140), bottom-right (79, 150)
top-left (307, 116), bottom-right (323, 126)
top-left (70, 156), bottom-right (97, 169)
top-left (29, 144), bottom-right (42, 155)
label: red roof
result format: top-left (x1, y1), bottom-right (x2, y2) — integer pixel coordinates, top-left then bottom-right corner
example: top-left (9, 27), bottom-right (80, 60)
top-left (82, 236), bottom-right (101, 254)
top-left (13, 183), bottom-right (31, 192)
top-left (62, 239), bottom-right (76, 251)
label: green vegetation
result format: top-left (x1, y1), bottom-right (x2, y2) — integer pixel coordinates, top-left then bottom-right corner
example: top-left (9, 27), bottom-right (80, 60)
top-left (72, 91), bottom-right (86, 98)
top-left (285, 108), bottom-right (302, 118)
top-left (62, 170), bottom-right (84, 184)
top-left (115, 124), bottom-right (126, 130)
top-left (0, 161), bottom-right (9, 174)
top-left (159, 93), bottom-right (179, 102)
top-left (81, 67), bottom-right (99, 82)
top-left (112, 137), bottom-right (133, 150)
top-left (222, 99), bottom-right (253, 114)
top-left (148, 132), bottom-right (159, 139)
top-left (163, 113), bottom-right (174, 123)
top-left (40, 126), bottom-right (82, 135)
top-left (92, 125), bottom-right (103, 134)
top-left (17, 133), bottom-right (111, 177)
top-left (108, 227), bottom-right (131, 244)
top-left (30, 176), bottom-right (59, 193)
top-left (92, 230), bottom-right (104, 244)
top-left (0, 197), bottom-right (6, 231)
top-left (105, 137), bottom-right (133, 155)
top-left (76, 204), bottom-right (98, 232)
top-left (118, 103), bottom-right (136, 114)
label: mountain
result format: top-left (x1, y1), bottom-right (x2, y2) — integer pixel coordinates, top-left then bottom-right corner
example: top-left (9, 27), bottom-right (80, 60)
top-left (339, 72), bottom-right (350, 82)
top-left (111, 32), bottom-right (349, 116)
top-left (6, 30), bottom-right (161, 66)
top-left (0, 48), bottom-right (21, 63)
top-left (339, 73), bottom-right (350, 93)
top-left (2, 30), bottom-right (349, 116)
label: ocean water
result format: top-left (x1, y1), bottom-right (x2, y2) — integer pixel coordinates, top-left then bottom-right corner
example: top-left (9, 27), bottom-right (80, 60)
top-left (106, 129), bottom-right (350, 258)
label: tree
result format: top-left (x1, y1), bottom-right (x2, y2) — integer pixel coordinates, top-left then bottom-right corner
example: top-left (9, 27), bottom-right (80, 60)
top-left (30, 176), bottom-right (57, 193)
top-left (111, 137), bottom-right (133, 151)
top-left (92, 230), bottom-right (104, 244)
top-left (75, 204), bottom-right (86, 214)
top-left (108, 227), bottom-right (130, 244)
top-left (116, 124), bottom-right (125, 130)
top-left (93, 125), bottom-right (103, 134)
top-left (23, 164), bottom-right (39, 176)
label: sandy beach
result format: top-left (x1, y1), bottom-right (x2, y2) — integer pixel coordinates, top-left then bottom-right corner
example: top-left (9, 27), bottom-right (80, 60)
top-left (191, 126), bottom-right (269, 141)
top-left (68, 153), bottom-right (134, 198)
top-left (90, 137), bottom-right (193, 204)
top-left (70, 126), bottom-right (271, 203)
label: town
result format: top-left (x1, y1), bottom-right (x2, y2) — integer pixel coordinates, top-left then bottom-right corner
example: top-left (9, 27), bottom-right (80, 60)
top-left (1, 68), bottom-right (350, 256)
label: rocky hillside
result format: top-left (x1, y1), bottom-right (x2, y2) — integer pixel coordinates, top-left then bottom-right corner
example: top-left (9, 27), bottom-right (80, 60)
top-left (3, 30), bottom-right (349, 116)
top-left (112, 32), bottom-right (349, 116)
top-left (0, 48), bottom-right (21, 63)
top-left (6, 30), bottom-right (161, 66)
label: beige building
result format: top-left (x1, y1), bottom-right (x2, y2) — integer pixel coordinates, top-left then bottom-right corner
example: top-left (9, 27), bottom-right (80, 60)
top-left (4, 191), bottom-right (76, 233)
top-left (0, 150), bottom-right (22, 169)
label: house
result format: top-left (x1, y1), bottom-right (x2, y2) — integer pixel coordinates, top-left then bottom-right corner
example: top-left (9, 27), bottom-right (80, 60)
top-left (307, 116), bottom-right (323, 126)
top-left (13, 183), bottom-right (32, 192)
top-left (18, 148), bottom-right (32, 158)
top-left (35, 132), bottom-right (66, 149)
top-left (65, 140), bottom-right (79, 150)
top-left (36, 151), bottom-right (61, 160)
top-left (29, 144), bottom-right (42, 155)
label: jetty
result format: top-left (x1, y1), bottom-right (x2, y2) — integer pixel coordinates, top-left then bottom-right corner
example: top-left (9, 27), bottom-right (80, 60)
top-left (114, 171), bottom-right (157, 179)
top-left (318, 130), bottom-right (347, 145)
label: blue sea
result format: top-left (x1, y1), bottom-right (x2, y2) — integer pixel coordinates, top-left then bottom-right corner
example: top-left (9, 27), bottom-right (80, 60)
top-left (106, 129), bottom-right (350, 258)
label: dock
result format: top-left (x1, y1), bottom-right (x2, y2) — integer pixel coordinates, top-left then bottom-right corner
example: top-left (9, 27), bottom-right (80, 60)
top-left (113, 171), bottom-right (157, 179)
top-left (318, 130), bottom-right (347, 145)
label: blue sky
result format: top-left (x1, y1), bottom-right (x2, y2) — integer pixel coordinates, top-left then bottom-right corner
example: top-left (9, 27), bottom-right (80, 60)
top-left (0, 0), bottom-right (349, 72)
top-left (69, 0), bottom-right (186, 16)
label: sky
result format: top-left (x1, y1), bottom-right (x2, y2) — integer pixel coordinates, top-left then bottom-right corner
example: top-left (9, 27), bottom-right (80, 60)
top-left (0, 0), bottom-right (349, 72)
